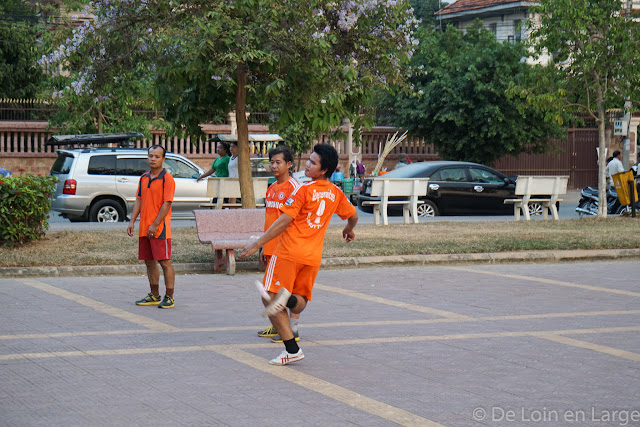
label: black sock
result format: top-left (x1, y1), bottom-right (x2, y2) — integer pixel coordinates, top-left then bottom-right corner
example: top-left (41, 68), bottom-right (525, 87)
top-left (284, 338), bottom-right (299, 354)
top-left (286, 295), bottom-right (297, 309)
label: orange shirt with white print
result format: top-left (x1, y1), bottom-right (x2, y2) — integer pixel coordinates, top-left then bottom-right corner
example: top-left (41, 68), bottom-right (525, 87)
top-left (136, 169), bottom-right (175, 239)
top-left (263, 177), bottom-right (300, 256)
top-left (275, 179), bottom-right (356, 266)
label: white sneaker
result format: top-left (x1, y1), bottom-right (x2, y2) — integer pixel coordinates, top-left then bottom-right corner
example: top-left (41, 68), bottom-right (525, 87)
top-left (261, 287), bottom-right (291, 317)
top-left (269, 349), bottom-right (304, 365)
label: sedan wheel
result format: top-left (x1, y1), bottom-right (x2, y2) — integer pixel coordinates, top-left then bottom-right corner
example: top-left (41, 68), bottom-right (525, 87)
top-left (528, 202), bottom-right (544, 216)
top-left (417, 200), bottom-right (439, 217)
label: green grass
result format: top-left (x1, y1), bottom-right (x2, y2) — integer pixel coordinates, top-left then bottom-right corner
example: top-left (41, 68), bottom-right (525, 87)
top-left (2, 217), bottom-right (639, 268)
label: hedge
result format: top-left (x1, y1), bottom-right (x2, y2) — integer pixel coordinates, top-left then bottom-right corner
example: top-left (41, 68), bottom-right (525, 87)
top-left (0, 173), bottom-right (58, 246)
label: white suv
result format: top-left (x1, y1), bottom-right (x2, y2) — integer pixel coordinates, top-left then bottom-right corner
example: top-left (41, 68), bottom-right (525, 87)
top-left (50, 146), bottom-right (208, 222)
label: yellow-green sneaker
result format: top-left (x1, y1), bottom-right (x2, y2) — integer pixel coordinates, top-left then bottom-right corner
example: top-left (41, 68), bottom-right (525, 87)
top-left (257, 325), bottom-right (277, 337)
top-left (135, 293), bottom-right (161, 306)
top-left (158, 295), bottom-right (174, 309)
top-left (270, 331), bottom-right (300, 343)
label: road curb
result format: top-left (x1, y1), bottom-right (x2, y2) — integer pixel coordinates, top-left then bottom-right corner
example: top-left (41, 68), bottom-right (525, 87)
top-left (2, 249), bottom-right (639, 278)
top-left (322, 248), bottom-right (640, 268)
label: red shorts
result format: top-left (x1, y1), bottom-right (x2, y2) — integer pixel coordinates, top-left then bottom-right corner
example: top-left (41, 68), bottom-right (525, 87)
top-left (138, 237), bottom-right (171, 261)
top-left (263, 255), bottom-right (319, 301)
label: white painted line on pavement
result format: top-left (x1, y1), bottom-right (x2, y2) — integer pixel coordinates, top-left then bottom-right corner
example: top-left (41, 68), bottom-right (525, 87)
top-left (450, 267), bottom-right (640, 297)
top-left (315, 283), bottom-right (475, 320)
top-left (3, 326), bottom-right (640, 362)
top-left (533, 333), bottom-right (640, 362)
top-left (3, 309), bottom-right (639, 341)
top-left (18, 279), bottom-right (178, 331)
top-left (213, 346), bottom-right (446, 427)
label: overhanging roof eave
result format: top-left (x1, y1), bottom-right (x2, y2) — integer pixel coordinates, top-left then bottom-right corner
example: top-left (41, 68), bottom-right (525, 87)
top-left (436, 1), bottom-right (537, 19)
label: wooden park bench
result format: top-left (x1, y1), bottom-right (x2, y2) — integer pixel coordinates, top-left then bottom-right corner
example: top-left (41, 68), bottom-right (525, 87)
top-left (504, 175), bottom-right (569, 221)
top-left (193, 208), bottom-right (266, 275)
top-left (361, 178), bottom-right (429, 225)
top-left (200, 177), bottom-right (270, 209)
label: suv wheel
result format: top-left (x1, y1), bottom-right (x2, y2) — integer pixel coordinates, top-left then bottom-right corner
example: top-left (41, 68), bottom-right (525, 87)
top-left (90, 199), bottom-right (125, 222)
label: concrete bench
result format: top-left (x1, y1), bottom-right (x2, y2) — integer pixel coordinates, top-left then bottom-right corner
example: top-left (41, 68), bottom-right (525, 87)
top-left (362, 178), bottom-right (429, 225)
top-left (193, 208), bottom-right (265, 275)
top-left (504, 175), bottom-right (569, 220)
top-left (200, 177), bottom-right (270, 209)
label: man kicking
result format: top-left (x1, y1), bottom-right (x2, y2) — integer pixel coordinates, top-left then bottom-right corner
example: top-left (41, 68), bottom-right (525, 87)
top-left (239, 143), bottom-right (358, 365)
top-left (257, 146), bottom-right (302, 343)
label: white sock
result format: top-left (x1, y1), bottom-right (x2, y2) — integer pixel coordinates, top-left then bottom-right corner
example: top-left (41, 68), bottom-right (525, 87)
top-left (291, 318), bottom-right (299, 334)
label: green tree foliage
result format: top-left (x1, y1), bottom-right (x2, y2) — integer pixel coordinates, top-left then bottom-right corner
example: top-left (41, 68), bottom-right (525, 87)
top-left (41, 0), bottom-right (418, 207)
top-left (0, 0), bottom-right (44, 98)
top-left (278, 122), bottom-right (320, 171)
top-left (380, 22), bottom-right (566, 165)
top-left (37, 4), bottom-right (161, 135)
top-left (517, 0), bottom-right (640, 216)
top-left (410, 0), bottom-right (445, 28)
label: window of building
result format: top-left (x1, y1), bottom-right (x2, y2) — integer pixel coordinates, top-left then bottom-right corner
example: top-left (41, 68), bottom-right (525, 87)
top-left (514, 20), bottom-right (522, 43)
top-left (489, 23), bottom-right (497, 38)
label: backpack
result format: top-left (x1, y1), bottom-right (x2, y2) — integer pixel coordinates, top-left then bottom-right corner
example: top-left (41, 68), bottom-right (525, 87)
top-left (356, 162), bottom-right (365, 174)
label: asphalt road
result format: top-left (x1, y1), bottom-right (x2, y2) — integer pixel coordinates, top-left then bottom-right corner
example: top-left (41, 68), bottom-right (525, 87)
top-left (46, 190), bottom-right (583, 231)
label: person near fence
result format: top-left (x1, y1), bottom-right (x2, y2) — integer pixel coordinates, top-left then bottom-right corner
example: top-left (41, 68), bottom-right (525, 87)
top-left (197, 141), bottom-right (230, 181)
top-left (227, 141), bottom-right (239, 204)
top-left (394, 153), bottom-right (411, 169)
top-left (356, 159), bottom-right (366, 178)
top-left (239, 143), bottom-right (358, 365)
top-left (127, 145), bottom-right (176, 309)
top-left (228, 141), bottom-right (239, 178)
top-left (607, 150), bottom-right (624, 188)
top-left (256, 145), bottom-right (302, 343)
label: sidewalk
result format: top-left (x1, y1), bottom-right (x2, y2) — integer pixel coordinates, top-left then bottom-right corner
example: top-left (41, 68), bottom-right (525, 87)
top-left (3, 261), bottom-right (639, 425)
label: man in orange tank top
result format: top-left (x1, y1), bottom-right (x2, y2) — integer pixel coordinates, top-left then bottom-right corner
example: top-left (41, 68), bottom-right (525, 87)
top-left (240, 144), bottom-right (358, 365)
top-left (256, 146), bottom-right (303, 342)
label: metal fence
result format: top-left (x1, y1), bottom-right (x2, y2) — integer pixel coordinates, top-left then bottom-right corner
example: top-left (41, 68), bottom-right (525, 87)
top-left (0, 99), bottom-right (56, 122)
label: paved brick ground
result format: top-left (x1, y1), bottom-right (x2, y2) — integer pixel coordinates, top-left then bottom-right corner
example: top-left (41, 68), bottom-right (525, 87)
top-left (2, 260), bottom-right (640, 426)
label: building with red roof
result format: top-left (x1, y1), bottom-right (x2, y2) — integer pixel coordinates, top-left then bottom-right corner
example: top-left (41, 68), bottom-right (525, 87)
top-left (435, 0), bottom-right (536, 43)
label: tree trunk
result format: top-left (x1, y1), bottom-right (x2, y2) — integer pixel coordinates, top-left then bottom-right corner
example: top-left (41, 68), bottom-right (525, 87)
top-left (235, 63), bottom-right (255, 208)
top-left (595, 81), bottom-right (607, 218)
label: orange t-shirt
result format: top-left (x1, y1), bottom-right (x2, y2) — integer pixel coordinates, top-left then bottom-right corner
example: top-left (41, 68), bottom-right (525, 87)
top-left (263, 177), bottom-right (300, 256)
top-left (136, 169), bottom-right (175, 239)
top-left (275, 179), bottom-right (356, 266)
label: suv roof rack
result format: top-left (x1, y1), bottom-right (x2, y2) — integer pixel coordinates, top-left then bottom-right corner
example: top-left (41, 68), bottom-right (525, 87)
top-left (46, 132), bottom-right (144, 147)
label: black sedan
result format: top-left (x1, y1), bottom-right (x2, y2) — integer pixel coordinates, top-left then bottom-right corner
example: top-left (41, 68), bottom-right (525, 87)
top-left (356, 161), bottom-right (549, 217)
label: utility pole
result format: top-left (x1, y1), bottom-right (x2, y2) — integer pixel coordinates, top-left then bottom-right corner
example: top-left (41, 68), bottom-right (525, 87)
top-left (623, 0), bottom-right (632, 169)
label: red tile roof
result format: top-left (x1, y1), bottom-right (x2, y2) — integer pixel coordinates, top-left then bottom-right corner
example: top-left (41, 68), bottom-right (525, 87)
top-left (436, 0), bottom-right (534, 16)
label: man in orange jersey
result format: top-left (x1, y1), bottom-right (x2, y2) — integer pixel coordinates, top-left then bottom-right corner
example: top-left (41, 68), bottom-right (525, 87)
top-left (256, 146), bottom-right (303, 343)
top-left (127, 145), bottom-right (176, 309)
top-left (240, 144), bottom-right (358, 365)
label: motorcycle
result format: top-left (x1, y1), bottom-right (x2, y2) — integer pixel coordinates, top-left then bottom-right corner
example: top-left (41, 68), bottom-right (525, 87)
top-left (575, 186), bottom-right (640, 216)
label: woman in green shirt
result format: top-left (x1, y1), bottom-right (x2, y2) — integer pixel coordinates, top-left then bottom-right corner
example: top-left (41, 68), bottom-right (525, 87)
top-left (197, 141), bottom-right (231, 181)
